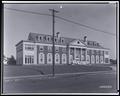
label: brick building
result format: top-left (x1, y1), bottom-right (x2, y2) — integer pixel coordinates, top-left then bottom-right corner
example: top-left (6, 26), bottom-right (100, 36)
top-left (16, 32), bottom-right (110, 65)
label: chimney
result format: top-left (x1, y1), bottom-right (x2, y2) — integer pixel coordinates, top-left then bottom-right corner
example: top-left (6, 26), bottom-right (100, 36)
top-left (56, 32), bottom-right (60, 39)
top-left (84, 36), bottom-right (87, 42)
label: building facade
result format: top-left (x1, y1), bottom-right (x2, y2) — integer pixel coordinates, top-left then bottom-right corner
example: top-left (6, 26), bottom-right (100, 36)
top-left (16, 33), bottom-right (110, 65)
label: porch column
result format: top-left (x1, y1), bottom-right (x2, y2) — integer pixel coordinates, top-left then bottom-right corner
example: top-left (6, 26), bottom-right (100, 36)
top-left (73, 47), bottom-right (75, 60)
top-left (85, 49), bottom-right (87, 64)
top-left (81, 48), bottom-right (82, 62)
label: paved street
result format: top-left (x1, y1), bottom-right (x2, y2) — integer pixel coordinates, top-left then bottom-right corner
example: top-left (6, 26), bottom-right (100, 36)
top-left (3, 71), bottom-right (117, 94)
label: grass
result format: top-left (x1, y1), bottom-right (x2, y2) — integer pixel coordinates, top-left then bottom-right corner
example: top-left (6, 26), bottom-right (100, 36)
top-left (3, 64), bottom-right (113, 77)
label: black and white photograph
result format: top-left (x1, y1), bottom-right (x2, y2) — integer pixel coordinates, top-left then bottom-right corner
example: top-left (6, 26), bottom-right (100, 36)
top-left (1, 1), bottom-right (119, 95)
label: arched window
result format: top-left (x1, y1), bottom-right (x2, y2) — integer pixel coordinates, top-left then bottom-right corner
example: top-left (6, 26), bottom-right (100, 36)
top-left (62, 54), bottom-right (67, 64)
top-left (69, 55), bottom-right (73, 64)
top-left (36, 36), bottom-right (38, 41)
top-left (55, 53), bottom-right (60, 64)
top-left (100, 56), bottom-right (103, 64)
top-left (47, 53), bottom-right (52, 64)
top-left (87, 55), bottom-right (90, 64)
top-left (39, 53), bottom-right (45, 64)
top-left (91, 55), bottom-right (95, 64)
top-left (96, 55), bottom-right (99, 64)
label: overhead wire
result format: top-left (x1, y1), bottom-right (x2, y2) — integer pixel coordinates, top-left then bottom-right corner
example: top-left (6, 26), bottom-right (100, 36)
top-left (4, 7), bottom-right (116, 36)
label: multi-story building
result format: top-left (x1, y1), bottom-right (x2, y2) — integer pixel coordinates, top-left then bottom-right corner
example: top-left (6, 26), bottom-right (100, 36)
top-left (16, 32), bottom-right (110, 65)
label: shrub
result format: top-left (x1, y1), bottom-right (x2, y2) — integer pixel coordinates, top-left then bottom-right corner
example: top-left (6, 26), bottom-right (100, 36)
top-left (7, 55), bottom-right (16, 65)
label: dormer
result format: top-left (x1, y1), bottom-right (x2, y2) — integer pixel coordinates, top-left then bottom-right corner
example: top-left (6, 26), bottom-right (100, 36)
top-left (54, 37), bottom-right (58, 43)
top-left (46, 35), bottom-right (52, 43)
top-left (37, 35), bottom-right (43, 42)
top-left (60, 37), bottom-right (65, 44)
top-left (69, 39), bottom-right (86, 47)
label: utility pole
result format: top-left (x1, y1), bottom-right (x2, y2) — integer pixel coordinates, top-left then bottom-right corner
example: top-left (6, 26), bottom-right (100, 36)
top-left (49, 9), bottom-right (59, 77)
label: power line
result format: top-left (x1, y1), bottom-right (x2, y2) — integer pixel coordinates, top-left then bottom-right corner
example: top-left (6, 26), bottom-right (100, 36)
top-left (4, 7), bottom-right (116, 36)
top-left (55, 16), bottom-right (115, 36)
top-left (4, 7), bottom-right (51, 16)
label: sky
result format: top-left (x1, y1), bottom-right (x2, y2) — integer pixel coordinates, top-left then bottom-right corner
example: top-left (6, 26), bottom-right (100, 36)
top-left (4, 3), bottom-right (117, 59)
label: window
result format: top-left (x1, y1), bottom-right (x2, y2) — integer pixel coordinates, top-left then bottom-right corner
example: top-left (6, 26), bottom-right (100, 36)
top-left (100, 51), bottom-right (104, 55)
top-left (39, 36), bottom-right (42, 41)
top-left (76, 48), bottom-right (80, 58)
top-left (39, 46), bottom-right (44, 51)
top-left (91, 55), bottom-right (95, 64)
top-left (55, 47), bottom-right (59, 52)
top-left (98, 50), bottom-right (100, 54)
top-left (69, 55), bottom-right (73, 64)
top-left (61, 38), bottom-right (65, 43)
top-left (48, 46), bottom-right (52, 52)
top-left (48, 37), bottom-right (50, 41)
top-left (96, 50), bottom-right (99, 55)
top-left (25, 55), bottom-right (34, 64)
top-left (62, 47), bottom-right (66, 53)
top-left (39, 53), bottom-right (45, 64)
top-left (47, 53), bottom-right (52, 64)
top-left (55, 53), bottom-right (60, 64)
top-left (36, 36), bottom-right (38, 41)
top-left (25, 57), bottom-right (27, 64)
top-left (87, 50), bottom-right (90, 54)
top-left (82, 49), bottom-right (85, 55)
top-left (93, 42), bottom-right (95, 46)
top-left (92, 50), bottom-right (94, 54)
top-left (100, 56), bottom-right (103, 63)
top-left (94, 50), bottom-right (96, 54)
top-left (62, 54), bottom-right (67, 64)
top-left (54, 38), bottom-right (58, 43)
top-left (97, 43), bottom-right (99, 46)
top-left (96, 55), bottom-right (99, 64)
top-left (31, 57), bottom-right (34, 63)
top-left (87, 55), bottom-right (90, 63)
top-left (81, 55), bottom-right (85, 61)
top-left (87, 41), bottom-right (90, 45)
top-left (105, 58), bottom-right (109, 63)
top-left (70, 48), bottom-right (74, 53)
top-left (25, 44), bottom-right (34, 51)
top-left (47, 36), bottom-right (51, 42)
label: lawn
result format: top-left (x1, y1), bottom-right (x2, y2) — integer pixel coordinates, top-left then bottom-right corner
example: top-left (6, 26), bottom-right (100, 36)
top-left (3, 64), bottom-right (113, 77)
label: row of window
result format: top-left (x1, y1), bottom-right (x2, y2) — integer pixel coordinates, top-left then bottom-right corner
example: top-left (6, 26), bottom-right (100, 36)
top-left (38, 53), bottom-right (67, 64)
top-left (87, 41), bottom-right (99, 46)
top-left (24, 54), bottom-right (108, 64)
top-left (24, 44), bottom-right (108, 57)
top-left (70, 48), bottom-right (108, 56)
top-left (36, 35), bottom-right (65, 44)
top-left (87, 50), bottom-right (108, 55)
top-left (24, 44), bottom-right (67, 53)
top-left (87, 55), bottom-right (104, 64)
top-left (25, 55), bottom-right (34, 64)
top-left (39, 46), bottom-right (66, 52)
top-left (87, 55), bottom-right (109, 64)
top-left (25, 44), bottom-right (34, 51)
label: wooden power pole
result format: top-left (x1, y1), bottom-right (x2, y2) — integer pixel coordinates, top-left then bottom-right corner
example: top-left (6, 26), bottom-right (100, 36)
top-left (49, 9), bottom-right (59, 77)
